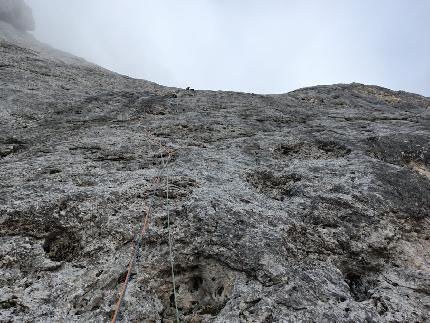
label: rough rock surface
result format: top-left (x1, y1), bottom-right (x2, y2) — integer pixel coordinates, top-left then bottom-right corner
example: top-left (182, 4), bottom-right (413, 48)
top-left (1, 12), bottom-right (430, 323)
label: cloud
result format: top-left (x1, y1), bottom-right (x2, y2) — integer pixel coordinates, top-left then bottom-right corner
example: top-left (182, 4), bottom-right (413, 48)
top-left (27, 1), bottom-right (430, 95)
top-left (0, 0), bottom-right (34, 31)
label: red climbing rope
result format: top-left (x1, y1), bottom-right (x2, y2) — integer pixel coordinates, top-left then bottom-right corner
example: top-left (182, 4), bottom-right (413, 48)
top-left (111, 201), bottom-right (153, 323)
top-left (111, 133), bottom-right (175, 322)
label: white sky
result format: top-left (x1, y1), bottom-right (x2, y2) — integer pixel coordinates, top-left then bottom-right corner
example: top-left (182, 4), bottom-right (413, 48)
top-left (29, 0), bottom-right (430, 95)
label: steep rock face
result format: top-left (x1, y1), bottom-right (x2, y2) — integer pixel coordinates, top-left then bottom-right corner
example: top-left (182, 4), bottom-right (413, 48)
top-left (1, 20), bottom-right (430, 323)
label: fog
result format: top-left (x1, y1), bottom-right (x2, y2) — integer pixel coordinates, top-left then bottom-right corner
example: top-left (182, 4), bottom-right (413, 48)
top-left (28, 0), bottom-right (430, 95)
top-left (0, 0), bottom-right (34, 31)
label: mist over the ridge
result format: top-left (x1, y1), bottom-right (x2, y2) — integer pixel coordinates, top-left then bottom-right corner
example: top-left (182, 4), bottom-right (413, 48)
top-left (28, 0), bottom-right (430, 95)
top-left (0, 0), bottom-right (34, 31)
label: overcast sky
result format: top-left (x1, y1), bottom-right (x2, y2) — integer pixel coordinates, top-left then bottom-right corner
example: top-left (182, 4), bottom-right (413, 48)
top-left (29, 0), bottom-right (429, 95)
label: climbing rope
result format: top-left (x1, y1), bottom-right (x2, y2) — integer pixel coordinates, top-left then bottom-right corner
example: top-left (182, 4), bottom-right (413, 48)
top-left (111, 234), bottom-right (141, 323)
top-left (111, 177), bottom-right (163, 323)
top-left (111, 132), bottom-right (180, 322)
top-left (159, 149), bottom-right (180, 323)
top-left (147, 130), bottom-right (180, 321)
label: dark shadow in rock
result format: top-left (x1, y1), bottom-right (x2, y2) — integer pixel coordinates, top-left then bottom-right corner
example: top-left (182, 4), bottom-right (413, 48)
top-left (143, 150), bottom-right (177, 167)
top-left (364, 134), bottom-right (430, 178)
top-left (373, 164), bottom-right (430, 222)
top-left (344, 272), bottom-right (378, 302)
top-left (43, 228), bottom-right (81, 262)
top-left (148, 177), bottom-right (198, 199)
top-left (338, 260), bottom-right (381, 303)
top-left (247, 170), bottom-right (302, 201)
top-left (0, 137), bottom-right (27, 158)
top-left (92, 151), bottom-right (136, 162)
top-left (275, 140), bottom-right (351, 160)
top-left (45, 168), bottom-right (62, 175)
top-left (317, 141), bottom-right (351, 157)
top-left (158, 259), bottom-right (237, 321)
top-left (303, 196), bottom-right (372, 228)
